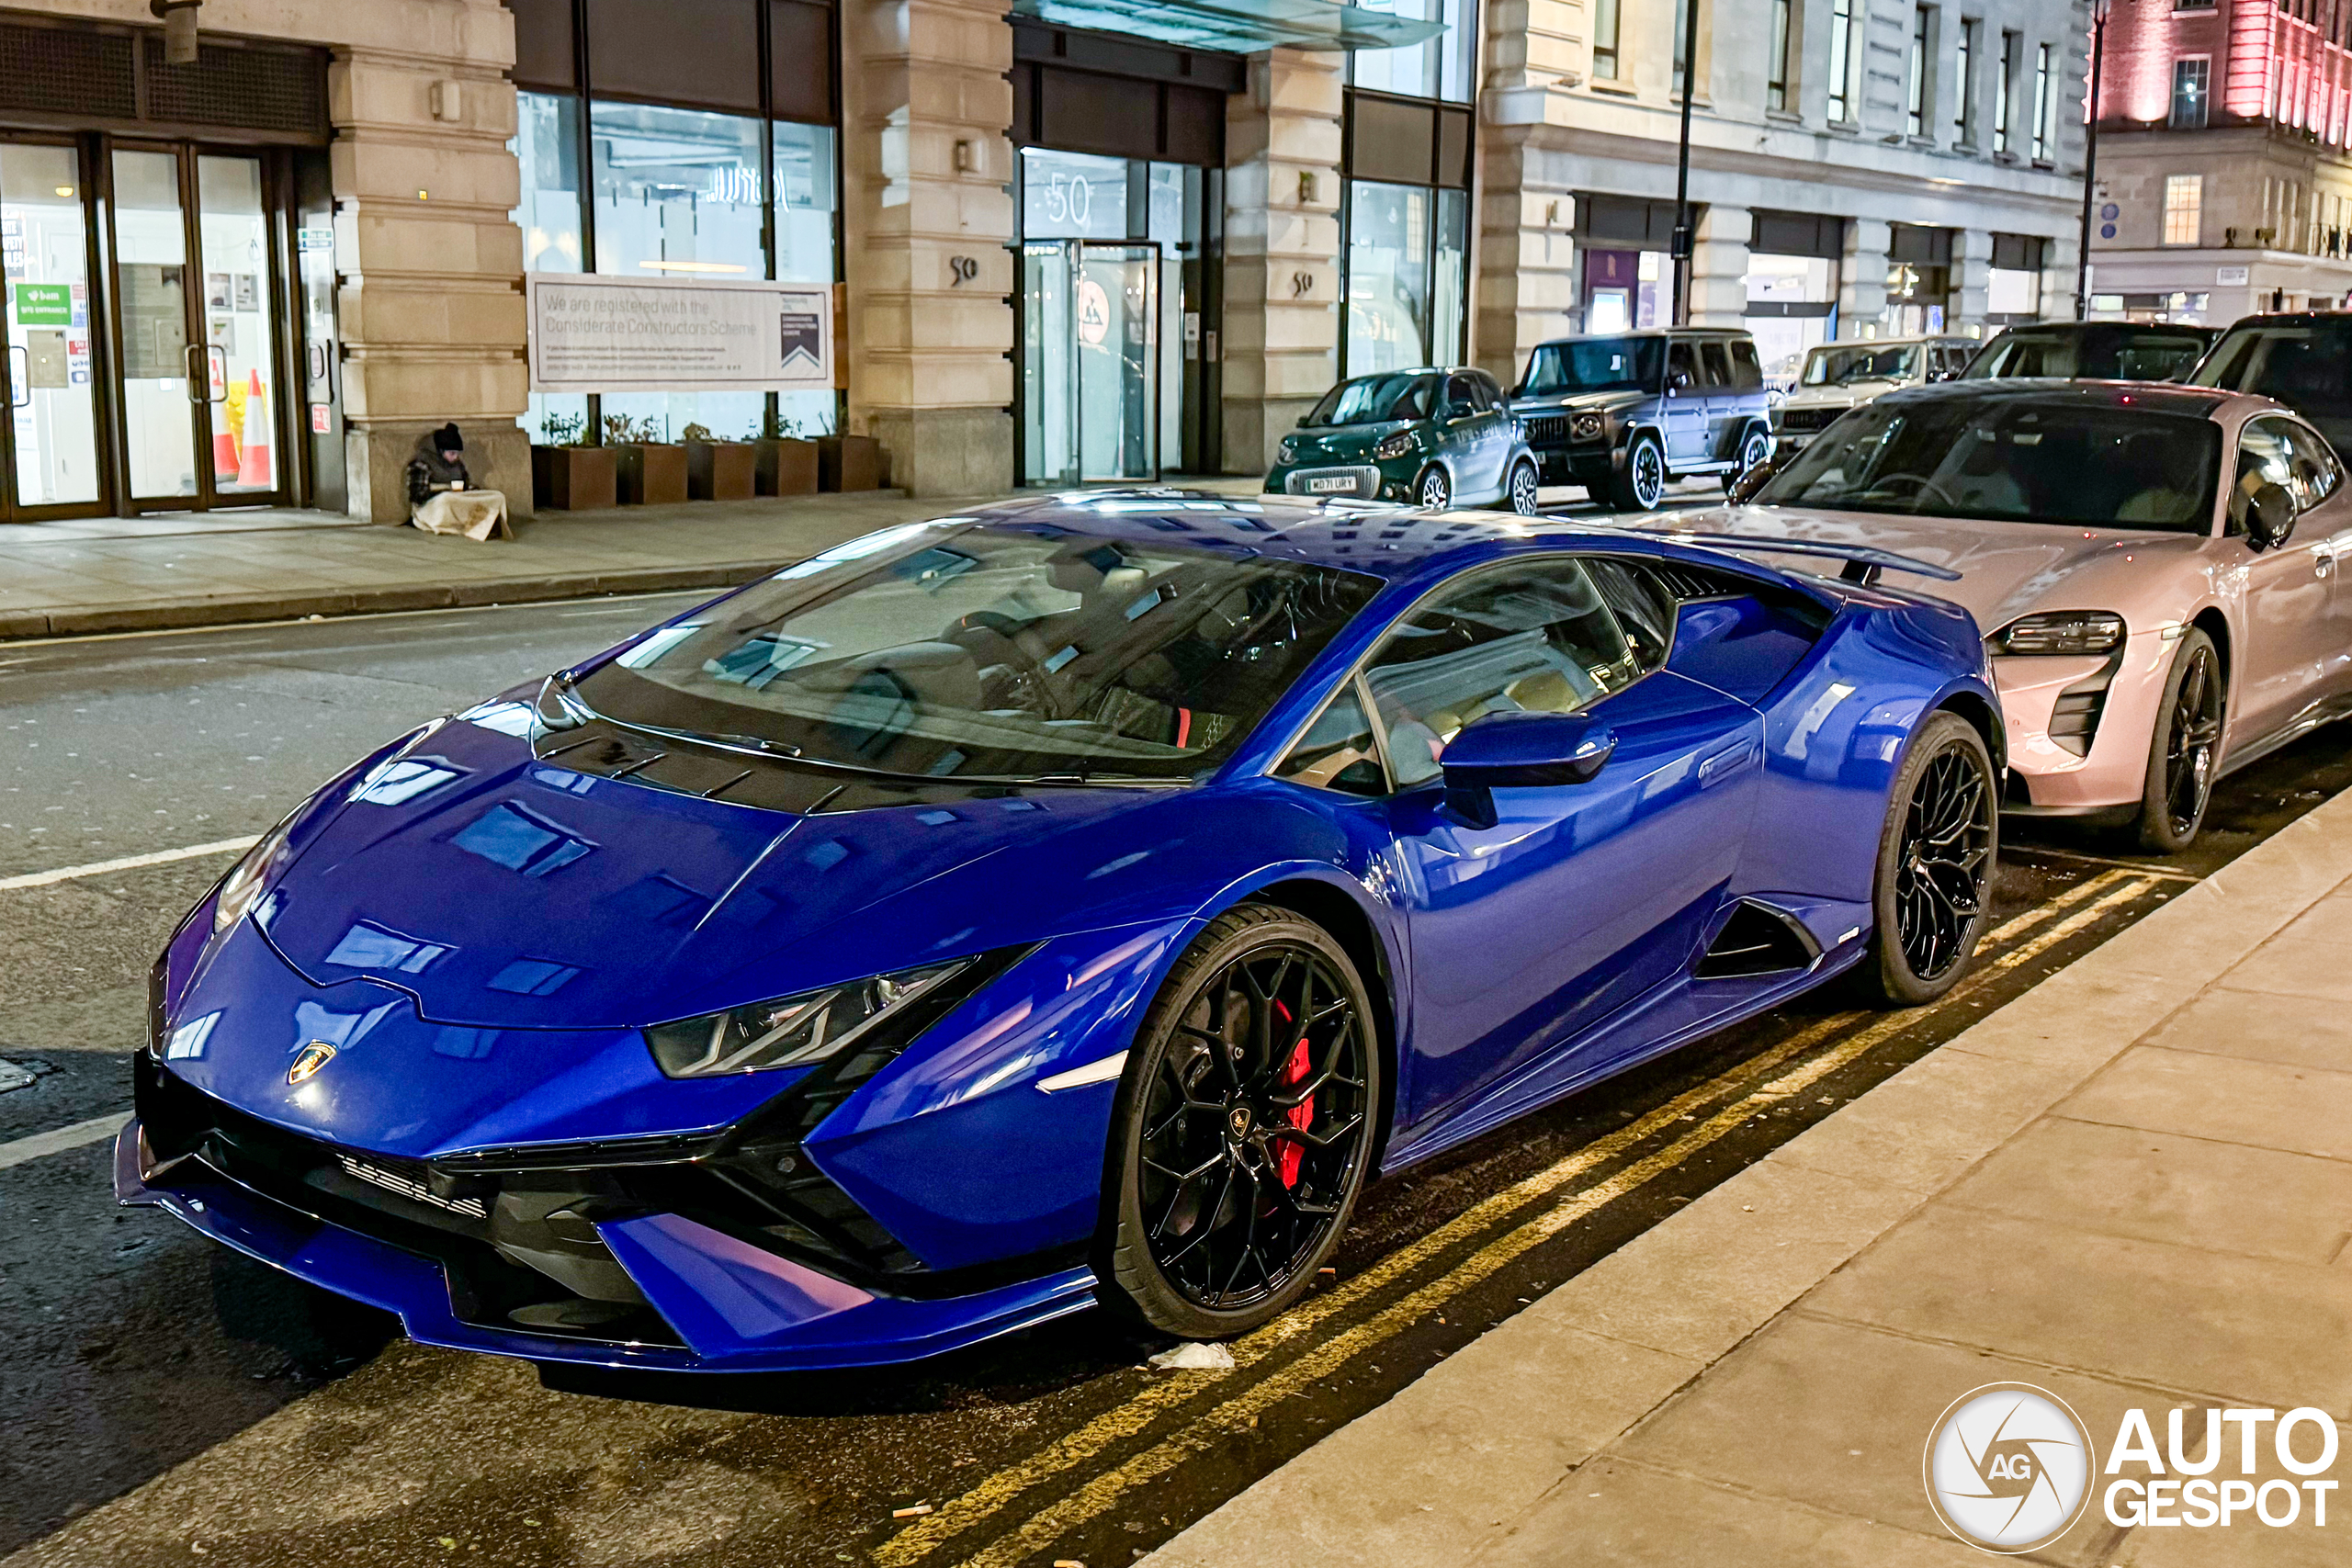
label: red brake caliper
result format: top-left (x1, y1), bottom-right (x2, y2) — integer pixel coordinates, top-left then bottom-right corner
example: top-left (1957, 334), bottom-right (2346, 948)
top-left (1272, 1001), bottom-right (1313, 1189)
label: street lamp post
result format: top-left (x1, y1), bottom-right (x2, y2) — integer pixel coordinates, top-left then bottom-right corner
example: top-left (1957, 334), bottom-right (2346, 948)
top-left (1670, 0), bottom-right (1702, 323)
top-left (2075, 0), bottom-right (2111, 320)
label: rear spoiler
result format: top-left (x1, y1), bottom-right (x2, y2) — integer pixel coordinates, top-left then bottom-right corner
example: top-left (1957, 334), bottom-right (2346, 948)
top-left (1624, 528), bottom-right (1962, 587)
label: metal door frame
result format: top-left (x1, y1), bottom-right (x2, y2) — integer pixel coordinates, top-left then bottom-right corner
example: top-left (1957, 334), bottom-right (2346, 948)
top-left (0, 131), bottom-right (112, 522)
top-left (1075, 239), bottom-right (1159, 483)
top-left (101, 138), bottom-right (298, 513)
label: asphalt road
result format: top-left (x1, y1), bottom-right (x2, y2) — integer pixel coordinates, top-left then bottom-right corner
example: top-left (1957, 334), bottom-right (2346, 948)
top-left (3, 564), bottom-right (2348, 1567)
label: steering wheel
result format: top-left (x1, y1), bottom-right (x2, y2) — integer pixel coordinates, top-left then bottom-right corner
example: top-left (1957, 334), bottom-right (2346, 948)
top-left (1866, 472), bottom-right (1962, 512)
top-left (953, 611), bottom-right (1062, 717)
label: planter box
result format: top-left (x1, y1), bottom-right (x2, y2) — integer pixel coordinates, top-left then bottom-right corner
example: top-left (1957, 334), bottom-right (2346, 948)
top-left (685, 440), bottom-right (757, 501)
top-left (614, 443), bottom-right (688, 505)
top-left (755, 437), bottom-right (820, 496)
top-left (820, 434), bottom-right (884, 492)
top-left (532, 445), bottom-right (616, 512)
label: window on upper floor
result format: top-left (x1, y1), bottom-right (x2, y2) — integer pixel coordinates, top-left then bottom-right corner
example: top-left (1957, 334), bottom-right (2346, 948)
top-left (1593, 0), bottom-right (1622, 82)
top-left (2164, 175), bottom-right (2203, 245)
top-left (1954, 19), bottom-right (1978, 142)
top-left (1770, 0), bottom-right (1795, 111)
top-left (2030, 41), bottom-right (2054, 161)
top-left (1909, 6), bottom-right (1935, 136)
top-left (1828, 0), bottom-right (1857, 121)
top-left (1995, 30), bottom-right (2019, 153)
top-left (2171, 58), bottom-right (2211, 130)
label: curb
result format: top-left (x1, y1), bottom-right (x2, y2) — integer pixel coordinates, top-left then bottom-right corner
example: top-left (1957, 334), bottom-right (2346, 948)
top-left (4, 558), bottom-right (800, 641)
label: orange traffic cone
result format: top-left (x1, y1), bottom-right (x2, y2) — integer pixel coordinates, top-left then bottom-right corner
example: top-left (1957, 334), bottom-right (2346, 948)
top-left (236, 370), bottom-right (274, 489)
top-left (211, 428), bottom-right (240, 481)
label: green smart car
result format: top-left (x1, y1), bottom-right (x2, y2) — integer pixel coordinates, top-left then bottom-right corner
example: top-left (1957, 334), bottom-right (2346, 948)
top-left (1264, 367), bottom-right (1542, 513)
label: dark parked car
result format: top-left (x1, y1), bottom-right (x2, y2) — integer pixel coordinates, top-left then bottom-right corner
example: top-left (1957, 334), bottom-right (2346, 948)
top-left (1510, 328), bottom-right (1774, 512)
top-left (1267, 367), bottom-right (1539, 511)
top-left (1960, 321), bottom-right (2217, 382)
top-left (2188, 312), bottom-right (2352, 458)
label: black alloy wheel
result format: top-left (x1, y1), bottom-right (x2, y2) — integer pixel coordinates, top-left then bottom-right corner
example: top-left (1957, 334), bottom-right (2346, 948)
top-left (1861, 712), bottom-right (1996, 1005)
top-left (1104, 905), bottom-right (1379, 1337)
top-left (2137, 627), bottom-right (2223, 853)
top-left (1611, 432), bottom-right (1666, 512)
top-left (1507, 458), bottom-right (1542, 515)
top-left (1417, 465), bottom-right (1453, 508)
top-left (1723, 426), bottom-right (1771, 495)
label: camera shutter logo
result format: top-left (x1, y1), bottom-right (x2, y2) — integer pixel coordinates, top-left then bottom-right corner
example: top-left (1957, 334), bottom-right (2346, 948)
top-left (1923, 1383), bottom-right (2096, 1553)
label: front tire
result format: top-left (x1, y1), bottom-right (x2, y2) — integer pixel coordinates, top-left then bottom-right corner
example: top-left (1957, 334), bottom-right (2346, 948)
top-left (1503, 458), bottom-right (1541, 515)
top-left (1102, 905), bottom-right (1380, 1339)
top-left (1860, 712), bottom-right (1996, 1006)
top-left (1609, 433), bottom-right (1666, 512)
top-left (1724, 425), bottom-right (1771, 495)
top-left (1415, 465), bottom-right (1452, 508)
top-left (2135, 627), bottom-right (2223, 853)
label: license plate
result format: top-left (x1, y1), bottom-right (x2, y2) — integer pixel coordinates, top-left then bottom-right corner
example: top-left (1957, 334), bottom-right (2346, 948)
top-left (1308, 476), bottom-right (1355, 493)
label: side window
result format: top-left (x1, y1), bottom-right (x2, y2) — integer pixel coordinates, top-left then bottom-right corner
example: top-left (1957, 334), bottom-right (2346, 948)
top-left (1443, 373), bottom-right (1480, 416)
top-left (1273, 681), bottom-right (1389, 797)
top-left (1728, 340), bottom-right (1764, 390)
top-left (1668, 339), bottom-right (1699, 389)
top-left (1580, 558), bottom-right (1677, 672)
top-left (1363, 558), bottom-right (1641, 788)
top-left (2233, 417), bottom-right (2300, 530)
top-left (1700, 342), bottom-right (1733, 388)
top-left (1472, 370), bottom-right (1507, 407)
top-left (2278, 420), bottom-right (2342, 508)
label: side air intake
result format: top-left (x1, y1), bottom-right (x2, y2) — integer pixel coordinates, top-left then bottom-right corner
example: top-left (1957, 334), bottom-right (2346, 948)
top-left (1695, 900), bottom-right (1821, 979)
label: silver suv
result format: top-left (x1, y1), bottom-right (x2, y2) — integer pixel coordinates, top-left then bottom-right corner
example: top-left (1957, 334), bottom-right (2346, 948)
top-left (1771, 335), bottom-right (1977, 457)
top-left (1509, 328), bottom-right (1774, 511)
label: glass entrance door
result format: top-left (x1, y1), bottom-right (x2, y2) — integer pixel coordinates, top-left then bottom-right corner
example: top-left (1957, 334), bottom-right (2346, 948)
top-left (1020, 239), bottom-right (1159, 485)
top-left (0, 140), bottom-right (103, 520)
top-left (109, 145), bottom-right (290, 510)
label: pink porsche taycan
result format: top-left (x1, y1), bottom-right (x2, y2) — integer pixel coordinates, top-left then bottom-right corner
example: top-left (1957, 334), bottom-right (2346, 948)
top-left (1663, 380), bottom-right (2352, 851)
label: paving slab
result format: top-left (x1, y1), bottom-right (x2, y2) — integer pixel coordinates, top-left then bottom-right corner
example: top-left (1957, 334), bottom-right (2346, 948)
top-left (2059, 1045), bottom-right (2352, 1164)
top-left (2137, 987), bottom-right (2352, 1073)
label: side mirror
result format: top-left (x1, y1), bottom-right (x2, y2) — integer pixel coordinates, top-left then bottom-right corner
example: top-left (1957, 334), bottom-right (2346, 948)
top-left (1728, 452), bottom-right (1781, 504)
top-left (2247, 481), bottom-right (2299, 550)
top-left (1439, 710), bottom-right (1618, 828)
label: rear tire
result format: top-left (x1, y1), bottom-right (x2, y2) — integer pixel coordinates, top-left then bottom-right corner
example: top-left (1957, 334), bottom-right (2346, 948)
top-left (2135, 627), bottom-right (2223, 853)
top-left (1101, 905), bottom-right (1381, 1340)
top-left (1609, 433), bottom-right (1666, 512)
top-left (1859, 712), bottom-right (1997, 1006)
top-left (1724, 425), bottom-right (1772, 495)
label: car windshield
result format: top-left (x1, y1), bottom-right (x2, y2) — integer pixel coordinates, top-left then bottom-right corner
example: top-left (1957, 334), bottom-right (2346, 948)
top-left (1519, 337), bottom-right (1666, 396)
top-left (1803, 344), bottom-right (1920, 386)
top-left (1967, 329), bottom-right (2210, 381)
top-left (572, 523), bottom-right (1381, 782)
top-left (1753, 396), bottom-right (2222, 532)
top-left (2191, 322), bottom-right (2352, 413)
top-left (1305, 373), bottom-right (1437, 426)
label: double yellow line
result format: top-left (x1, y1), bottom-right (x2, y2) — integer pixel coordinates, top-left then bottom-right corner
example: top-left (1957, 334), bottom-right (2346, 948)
top-left (879, 870), bottom-right (2151, 1568)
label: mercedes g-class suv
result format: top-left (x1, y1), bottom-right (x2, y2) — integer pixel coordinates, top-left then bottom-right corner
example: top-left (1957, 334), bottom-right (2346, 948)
top-left (1509, 327), bottom-right (1774, 511)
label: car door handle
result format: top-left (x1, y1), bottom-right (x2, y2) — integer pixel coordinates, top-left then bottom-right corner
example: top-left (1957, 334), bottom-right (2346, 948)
top-left (1697, 739), bottom-right (1757, 787)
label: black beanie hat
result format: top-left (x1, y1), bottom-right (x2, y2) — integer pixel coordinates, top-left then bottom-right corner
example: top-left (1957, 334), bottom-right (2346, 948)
top-left (434, 423), bottom-right (463, 452)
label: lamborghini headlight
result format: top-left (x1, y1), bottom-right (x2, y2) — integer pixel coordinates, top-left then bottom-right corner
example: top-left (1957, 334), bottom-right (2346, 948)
top-left (1992, 611), bottom-right (2126, 657)
top-left (645, 959), bottom-right (976, 1078)
top-left (1374, 431), bottom-right (1417, 460)
top-left (212, 817), bottom-right (295, 935)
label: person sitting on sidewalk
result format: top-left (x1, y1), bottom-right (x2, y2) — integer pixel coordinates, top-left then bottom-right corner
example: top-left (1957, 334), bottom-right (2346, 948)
top-left (406, 423), bottom-right (512, 541)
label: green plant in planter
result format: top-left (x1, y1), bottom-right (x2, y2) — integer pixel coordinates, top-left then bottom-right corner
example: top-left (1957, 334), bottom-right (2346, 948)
top-left (681, 422), bottom-right (714, 444)
top-left (748, 408), bottom-right (802, 442)
top-left (604, 413), bottom-right (662, 446)
top-left (539, 410), bottom-right (589, 446)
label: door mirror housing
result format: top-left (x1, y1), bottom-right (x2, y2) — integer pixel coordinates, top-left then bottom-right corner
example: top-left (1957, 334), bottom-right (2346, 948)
top-left (1439, 710), bottom-right (1618, 828)
top-left (2246, 481), bottom-right (2299, 550)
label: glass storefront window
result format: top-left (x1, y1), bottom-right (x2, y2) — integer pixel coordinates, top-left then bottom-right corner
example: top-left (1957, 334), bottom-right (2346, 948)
top-left (773, 120), bottom-right (839, 435)
top-left (197, 155), bottom-right (279, 495)
top-left (112, 149), bottom-right (196, 499)
top-left (3, 143), bottom-right (100, 506)
top-left (1431, 187), bottom-right (1467, 370)
top-left (1745, 253), bottom-right (1839, 390)
top-left (1347, 181), bottom-right (1432, 374)
top-left (1022, 148), bottom-right (1131, 241)
top-left (592, 100), bottom-right (765, 442)
top-left (1987, 266), bottom-right (2041, 317)
top-left (515, 93), bottom-right (583, 274)
top-left (1349, 0), bottom-right (1474, 103)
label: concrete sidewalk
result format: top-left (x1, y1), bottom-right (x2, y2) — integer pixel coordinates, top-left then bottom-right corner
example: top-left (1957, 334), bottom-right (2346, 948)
top-left (1151, 795), bottom-right (2352, 1565)
top-left (0, 492), bottom-right (997, 641)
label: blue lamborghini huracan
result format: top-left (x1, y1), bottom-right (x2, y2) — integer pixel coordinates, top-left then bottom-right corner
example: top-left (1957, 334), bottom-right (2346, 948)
top-left (122, 493), bottom-right (2002, 1371)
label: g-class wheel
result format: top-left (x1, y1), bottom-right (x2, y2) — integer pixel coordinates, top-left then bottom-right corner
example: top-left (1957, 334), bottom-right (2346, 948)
top-left (1610, 433), bottom-right (1666, 512)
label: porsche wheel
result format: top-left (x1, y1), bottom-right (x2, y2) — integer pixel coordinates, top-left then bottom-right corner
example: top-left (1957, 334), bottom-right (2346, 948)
top-left (2136, 627), bottom-right (2223, 853)
top-left (1860, 712), bottom-right (1996, 1006)
top-left (1416, 465), bottom-right (1452, 508)
top-left (1505, 458), bottom-right (1542, 515)
top-left (1723, 425), bottom-right (1771, 494)
top-left (1103, 905), bottom-right (1380, 1339)
top-left (1610, 433), bottom-right (1665, 512)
